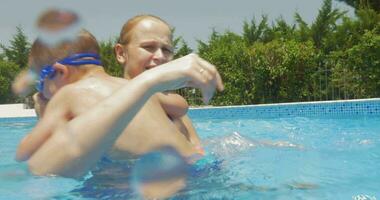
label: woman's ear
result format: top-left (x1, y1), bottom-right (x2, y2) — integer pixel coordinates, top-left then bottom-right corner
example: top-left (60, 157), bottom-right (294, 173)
top-left (52, 63), bottom-right (70, 81)
top-left (114, 43), bottom-right (128, 64)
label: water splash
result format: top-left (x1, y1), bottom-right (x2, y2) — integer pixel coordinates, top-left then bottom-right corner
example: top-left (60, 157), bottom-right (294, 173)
top-left (204, 131), bottom-right (303, 158)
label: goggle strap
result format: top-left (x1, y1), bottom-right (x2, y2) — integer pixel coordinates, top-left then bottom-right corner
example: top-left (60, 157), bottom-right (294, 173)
top-left (36, 53), bottom-right (102, 92)
top-left (60, 53), bottom-right (100, 64)
top-left (59, 59), bottom-right (102, 66)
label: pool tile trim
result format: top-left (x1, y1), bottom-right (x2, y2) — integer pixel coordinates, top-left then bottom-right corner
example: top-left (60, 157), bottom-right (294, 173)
top-left (1, 98), bottom-right (379, 121)
top-left (189, 98), bottom-right (380, 119)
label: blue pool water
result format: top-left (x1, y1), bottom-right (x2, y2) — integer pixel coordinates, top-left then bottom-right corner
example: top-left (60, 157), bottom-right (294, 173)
top-left (0, 108), bottom-right (379, 199)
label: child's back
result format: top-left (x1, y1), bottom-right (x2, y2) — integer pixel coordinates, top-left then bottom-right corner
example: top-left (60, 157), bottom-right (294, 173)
top-left (61, 73), bottom-right (198, 160)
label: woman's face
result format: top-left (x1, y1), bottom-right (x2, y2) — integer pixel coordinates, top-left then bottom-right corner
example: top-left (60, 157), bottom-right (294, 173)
top-left (123, 19), bottom-right (173, 78)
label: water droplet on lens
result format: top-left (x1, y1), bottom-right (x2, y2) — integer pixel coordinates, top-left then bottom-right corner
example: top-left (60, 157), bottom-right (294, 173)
top-left (36, 8), bottom-right (82, 47)
top-left (131, 146), bottom-right (189, 199)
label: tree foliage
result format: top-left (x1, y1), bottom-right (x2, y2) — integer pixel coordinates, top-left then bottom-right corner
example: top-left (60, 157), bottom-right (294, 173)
top-left (189, 0), bottom-right (379, 105)
top-left (310, 0), bottom-right (346, 50)
top-left (0, 60), bottom-right (21, 103)
top-left (99, 39), bottom-right (122, 77)
top-left (0, 26), bottom-right (30, 69)
top-left (173, 37), bottom-right (193, 59)
top-left (0, 26), bottom-right (30, 104)
top-left (329, 30), bottom-right (380, 98)
top-left (198, 31), bottom-right (251, 105)
top-left (337, 0), bottom-right (380, 12)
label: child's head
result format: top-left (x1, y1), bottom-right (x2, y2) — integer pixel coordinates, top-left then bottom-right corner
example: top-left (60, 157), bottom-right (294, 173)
top-left (115, 15), bottom-right (174, 79)
top-left (29, 30), bottom-right (100, 72)
top-left (29, 29), bottom-right (101, 99)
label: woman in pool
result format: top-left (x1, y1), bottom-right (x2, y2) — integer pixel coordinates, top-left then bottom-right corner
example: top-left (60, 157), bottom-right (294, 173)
top-left (27, 14), bottom-right (206, 160)
top-left (114, 15), bottom-right (203, 153)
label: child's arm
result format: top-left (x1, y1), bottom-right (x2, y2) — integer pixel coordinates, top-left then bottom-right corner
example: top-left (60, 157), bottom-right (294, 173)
top-left (19, 54), bottom-right (224, 178)
top-left (156, 92), bottom-right (189, 119)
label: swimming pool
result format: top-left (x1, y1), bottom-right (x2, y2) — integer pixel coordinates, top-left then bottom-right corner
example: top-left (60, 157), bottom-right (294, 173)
top-left (0, 99), bottom-right (379, 199)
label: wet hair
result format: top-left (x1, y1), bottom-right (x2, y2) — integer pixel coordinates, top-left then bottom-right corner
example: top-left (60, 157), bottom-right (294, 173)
top-left (117, 14), bottom-right (172, 45)
top-left (29, 29), bottom-right (100, 72)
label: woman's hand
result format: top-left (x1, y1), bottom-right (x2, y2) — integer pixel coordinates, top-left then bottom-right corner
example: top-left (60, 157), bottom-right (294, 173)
top-left (146, 54), bottom-right (224, 104)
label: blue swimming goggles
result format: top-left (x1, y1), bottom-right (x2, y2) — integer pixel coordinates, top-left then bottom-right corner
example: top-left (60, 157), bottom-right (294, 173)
top-left (36, 53), bottom-right (102, 92)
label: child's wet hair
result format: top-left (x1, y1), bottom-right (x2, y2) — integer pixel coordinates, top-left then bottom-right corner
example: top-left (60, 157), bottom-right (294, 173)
top-left (29, 29), bottom-right (100, 72)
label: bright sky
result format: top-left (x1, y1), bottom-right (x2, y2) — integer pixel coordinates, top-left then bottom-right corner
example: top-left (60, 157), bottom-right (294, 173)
top-left (0, 0), bottom-right (353, 49)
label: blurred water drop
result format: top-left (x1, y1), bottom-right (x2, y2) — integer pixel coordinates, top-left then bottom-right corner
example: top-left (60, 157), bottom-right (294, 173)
top-left (12, 69), bottom-right (38, 96)
top-left (36, 8), bottom-right (82, 47)
top-left (131, 146), bottom-right (189, 199)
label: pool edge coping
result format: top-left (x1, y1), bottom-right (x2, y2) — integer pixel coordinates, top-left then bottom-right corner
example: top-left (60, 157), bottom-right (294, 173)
top-left (190, 98), bottom-right (380, 110)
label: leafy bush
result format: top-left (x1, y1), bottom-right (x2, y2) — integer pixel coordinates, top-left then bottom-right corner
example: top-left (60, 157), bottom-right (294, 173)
top-left (0, 60), bottom-right (22, 103)
top-left (330, 30), bottom-right (380, 98)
